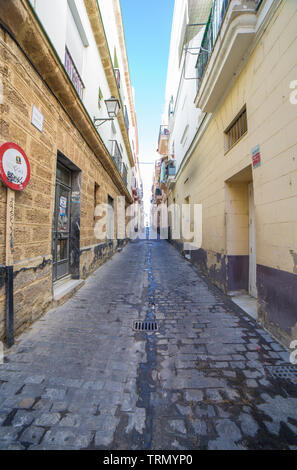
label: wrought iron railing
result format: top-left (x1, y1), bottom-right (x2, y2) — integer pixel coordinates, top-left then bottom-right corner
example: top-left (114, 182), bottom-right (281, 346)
top-left (121, 163), bottom-right (128, 187)
top-left (158, 125), bottom-right (169, 147)
top-left (65, 48), bottom-right (84, 99)
top-left (109, 140), bottom-right (128, 187)
top-left (196, 0), bottom-right (230, 91)
top-left (114, 68), bottom-right (121, 90)
top-left (110, 140), bottom-right (122, 174)
top-left (167, 161), bottom-right (176, 177)
top-left (124, 105), bottom-right (129, 133)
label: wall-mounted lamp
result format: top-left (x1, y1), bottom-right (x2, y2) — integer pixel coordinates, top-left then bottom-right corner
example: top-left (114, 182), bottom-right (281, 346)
top-left (94, 96), bottom-right (121, 127)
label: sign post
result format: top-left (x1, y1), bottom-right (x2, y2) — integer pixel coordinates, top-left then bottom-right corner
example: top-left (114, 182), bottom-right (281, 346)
top-left (0, 142), bottom-right (30, 347)
top-left (5, 188), bottom-right (15, 348)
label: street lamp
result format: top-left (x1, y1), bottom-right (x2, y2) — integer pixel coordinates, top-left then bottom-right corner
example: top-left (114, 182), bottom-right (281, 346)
top-left (94, 96), bottom-right (121, 127)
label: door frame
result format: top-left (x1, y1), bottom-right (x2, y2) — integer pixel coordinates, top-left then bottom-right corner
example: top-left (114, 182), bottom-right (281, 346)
top-left (248, 182), bottom-right (257, 298)
top-left (53, 162), bottom-right (72, 282)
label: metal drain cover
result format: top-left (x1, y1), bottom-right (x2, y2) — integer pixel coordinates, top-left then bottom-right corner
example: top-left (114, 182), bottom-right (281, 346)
top-left (133, 321), bottom-right (158, 332)
top-left (266, 365), bottom-right (297, 384)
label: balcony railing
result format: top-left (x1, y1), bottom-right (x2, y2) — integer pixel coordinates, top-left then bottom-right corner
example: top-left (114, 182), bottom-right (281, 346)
top-left (196, 0), bottom-right (230, 91)
top-left (167, 161), bottom-right (176, 177)
top-left (124, 105), bottom-right (129, 134)
top-left (158, 125), bottom-right (169, 155)
top-left (121, 162), bottom-right (128, 187)
top-left (110, 140), bottom-right (122, 173)
top-left (114, 67), bottom-right (124, 103)
top-left (114, 68), bottom-right (121, 90)
top-left (65, 47), bottom-right (84, 99)
top-left (158, 125), bottom-right (169, 142)
top-left (109, 140), bottom-right (128, 187)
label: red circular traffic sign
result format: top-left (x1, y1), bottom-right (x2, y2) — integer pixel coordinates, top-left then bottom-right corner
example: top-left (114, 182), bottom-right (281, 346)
top-left (0, 142), bottom-right (30, 191)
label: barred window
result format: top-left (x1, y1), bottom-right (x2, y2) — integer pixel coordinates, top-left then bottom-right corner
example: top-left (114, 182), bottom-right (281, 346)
top-left (224, 107), bottom-right (247, 153)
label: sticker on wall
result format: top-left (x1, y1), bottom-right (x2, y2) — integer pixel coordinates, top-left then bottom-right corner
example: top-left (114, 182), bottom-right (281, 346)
top-left (0, 142), bottom-right (30, 191)
top-left (252, 144), bottom-right (261, 169)
top-left (31, 105), bottom-right (44, 132)
top-left (72, 191), bottom-right (80, 203)
top-left (60, 196), bottom-right (67, 209)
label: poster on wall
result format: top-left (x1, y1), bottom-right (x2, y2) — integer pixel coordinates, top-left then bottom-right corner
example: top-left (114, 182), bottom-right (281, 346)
top-left (0, 142), bottom-right (30, 191)
top-left (252, 144), bottom-right (261, 169)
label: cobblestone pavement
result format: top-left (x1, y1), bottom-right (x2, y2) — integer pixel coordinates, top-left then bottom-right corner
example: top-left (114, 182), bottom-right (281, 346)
top-left (0, 240), bottom-right (296, 450)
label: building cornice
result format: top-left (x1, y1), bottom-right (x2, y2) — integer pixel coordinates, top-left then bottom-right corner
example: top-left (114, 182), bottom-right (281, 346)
top-left (84, 0), bottom-right (134, 168)
top-left (0, 0), bottom-right (133, 202)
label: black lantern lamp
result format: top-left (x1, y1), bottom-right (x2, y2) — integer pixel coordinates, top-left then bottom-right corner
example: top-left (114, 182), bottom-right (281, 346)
top-left (94, 96), bottom-right (121, 127)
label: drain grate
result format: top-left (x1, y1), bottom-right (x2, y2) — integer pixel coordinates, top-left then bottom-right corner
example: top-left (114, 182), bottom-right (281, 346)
top-left (266, 365), bottom-right (297, 384)
top-left (133, 320), bottom-right (158, 332)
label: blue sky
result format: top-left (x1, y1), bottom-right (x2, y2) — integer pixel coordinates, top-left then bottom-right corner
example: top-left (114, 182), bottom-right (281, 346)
top-left (121, 0), bottom-right (175, 215)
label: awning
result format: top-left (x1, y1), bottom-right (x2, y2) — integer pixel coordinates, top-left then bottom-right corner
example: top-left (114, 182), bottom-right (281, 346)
top-left (185, 0), bottom-right (213, 45)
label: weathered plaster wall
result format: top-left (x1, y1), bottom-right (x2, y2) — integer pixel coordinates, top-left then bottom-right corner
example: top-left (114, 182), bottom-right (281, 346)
top-left (169, 0), bottom-right (297, 346)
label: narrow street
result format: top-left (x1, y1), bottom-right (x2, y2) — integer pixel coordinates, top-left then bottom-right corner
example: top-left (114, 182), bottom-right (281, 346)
top-left (0, 240), bottom-right (296, 450)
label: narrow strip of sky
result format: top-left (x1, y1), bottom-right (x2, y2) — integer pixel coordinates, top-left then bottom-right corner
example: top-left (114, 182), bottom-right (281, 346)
top-left (120, 0), bottom-right (174, 158)
top-left (120, 0), bottom-right (174, 214)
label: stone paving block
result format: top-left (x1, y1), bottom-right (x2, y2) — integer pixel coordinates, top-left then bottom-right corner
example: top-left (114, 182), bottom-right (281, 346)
top-left (18, 398), bottom-right (36, 409)
top-left (0, 442), bottom-right (25, 450)
top-left (0, 426), bottom-right (19, 442)
top-left (24, 375), bottom-right (45, 385)
top-left (239, 413), bottom-right (259, 437)
top-left (19, 426), bottom-right (45, 445)
top-left (42, 429), bottom-right (77, 447)
top-left (12, 410), bottom-right (35, 428)
top-left (33, 399), bottom-right (53, 412)
top-left (168, 419), bottom-right (187, 435)
top-left (34, 413), bottom-right (61, 427)
top-left (191, 419), bottom-right (207, 436)
top-left (215, 420), bottom-right (242, 440)
top-left (59, 414), bottom-right (81, 428)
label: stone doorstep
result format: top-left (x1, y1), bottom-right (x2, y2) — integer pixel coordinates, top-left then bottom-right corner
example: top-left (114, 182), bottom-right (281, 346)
top-left (53, 278), bottom-right (85, 308)
top-left (228, 290), bottom-right (258, 321)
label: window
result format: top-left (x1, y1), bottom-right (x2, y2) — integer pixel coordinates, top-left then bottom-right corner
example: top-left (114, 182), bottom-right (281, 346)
top-left (94, 183), bottom-right (100, 221)
top-left (98, 87), bottom-right (103, 109)
top-left (114, 47), bottom-right (119, 68)
top-left (107, 195), bottom-right (114, 240)
top-left (180, 124), bottom-right (189, 146)
top-left (224, 106), bottom-right (247, 153)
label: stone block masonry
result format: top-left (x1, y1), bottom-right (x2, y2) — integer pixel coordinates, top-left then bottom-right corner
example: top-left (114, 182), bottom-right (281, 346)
top-left (0, 24), bottom-right (130, 341)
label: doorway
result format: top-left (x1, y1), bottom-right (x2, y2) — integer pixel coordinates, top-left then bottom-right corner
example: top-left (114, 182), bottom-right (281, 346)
top-left (53, 163), bottom-right (72, 282)
top-left (248, 182), bottom-right (257, 298)
top-left (225, 166), bottom-right (257, 319)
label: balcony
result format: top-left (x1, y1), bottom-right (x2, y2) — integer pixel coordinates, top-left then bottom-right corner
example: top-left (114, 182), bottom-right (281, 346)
top-left (167, 161), bottom-right (176, 177)
top-left (158, 125), bottom-right (169, 156)
top-left (195, 0), bottom-right (260, 113)
top-left (121, 162), bottom-right (128, 187)
top-left (114, 68), bottom-right (124, 102)
top-left (65, 48), bottom-right (84, 99)
top-left (124, 105), bottom-right (129, 134)
top-left (110, 139), bottom-right (122, 171)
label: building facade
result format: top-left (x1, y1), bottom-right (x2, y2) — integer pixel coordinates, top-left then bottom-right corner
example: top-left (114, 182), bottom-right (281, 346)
top-left (0, 0), bottom-right (141, 342)
top-left (158, 0), bottom-right (297, 347)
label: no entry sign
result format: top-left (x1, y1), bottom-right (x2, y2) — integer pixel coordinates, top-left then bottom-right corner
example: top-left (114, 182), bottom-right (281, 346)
top-left (0, 142), bottom-right (30, 191)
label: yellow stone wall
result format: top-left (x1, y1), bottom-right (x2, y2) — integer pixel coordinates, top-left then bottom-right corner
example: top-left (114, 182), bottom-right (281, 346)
top-left (170, 0), bottom-right (297, 275)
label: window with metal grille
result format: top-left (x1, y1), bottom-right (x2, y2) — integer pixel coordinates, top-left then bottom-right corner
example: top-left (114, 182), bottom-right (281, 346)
top-left (224, 106), bottom-right (247, 153)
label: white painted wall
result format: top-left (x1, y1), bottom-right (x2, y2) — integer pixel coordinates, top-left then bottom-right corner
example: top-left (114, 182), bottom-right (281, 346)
top-left (162, 0), bottom-right (206, 173)
top-left (29, 0), bottom-right (134, 193)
